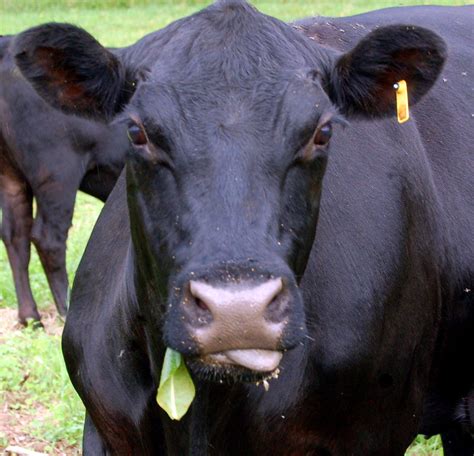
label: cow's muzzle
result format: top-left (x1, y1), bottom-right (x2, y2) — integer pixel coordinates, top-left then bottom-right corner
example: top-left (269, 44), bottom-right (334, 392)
top-left (182, 278), bottom-right (289, 373)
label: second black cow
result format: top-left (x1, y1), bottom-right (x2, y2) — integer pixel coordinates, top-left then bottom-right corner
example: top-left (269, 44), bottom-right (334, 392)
top-left (0, 35), bottom-right (127, 324)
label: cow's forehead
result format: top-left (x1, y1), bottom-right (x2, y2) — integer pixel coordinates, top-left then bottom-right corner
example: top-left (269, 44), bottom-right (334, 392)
top-left (125, 0), bottom-right (328, 88)
top-left (121, 1), bottom-right (334, 145)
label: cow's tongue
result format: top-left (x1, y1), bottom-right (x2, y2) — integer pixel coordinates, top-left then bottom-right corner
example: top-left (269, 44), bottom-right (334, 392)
top-left (222, 349), bottom-right (282, 372)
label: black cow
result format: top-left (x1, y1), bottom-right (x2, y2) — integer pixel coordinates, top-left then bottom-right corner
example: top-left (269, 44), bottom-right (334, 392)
top-left (14, 2), bottom-right (473, 454)
top-left (0, 35), bottom-right (128, 324)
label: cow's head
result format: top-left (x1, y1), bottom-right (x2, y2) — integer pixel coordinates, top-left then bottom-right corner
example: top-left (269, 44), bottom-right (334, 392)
top-left (14, 1), bottom-right (445, 381)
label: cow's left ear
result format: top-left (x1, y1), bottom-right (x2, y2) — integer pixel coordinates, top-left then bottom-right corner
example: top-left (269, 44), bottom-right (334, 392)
top-left (327, 25), bottom-right (446, 119)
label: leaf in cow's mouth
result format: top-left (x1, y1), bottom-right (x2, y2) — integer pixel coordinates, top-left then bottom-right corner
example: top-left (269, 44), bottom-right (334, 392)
top-left (157, 348), bottom-right (196, 420)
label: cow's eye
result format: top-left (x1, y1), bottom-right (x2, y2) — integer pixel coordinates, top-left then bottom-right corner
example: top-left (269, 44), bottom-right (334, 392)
top-left (314, 123), bottom-right (332, 146)
top-left (127, 123), bottom-right (148, 146)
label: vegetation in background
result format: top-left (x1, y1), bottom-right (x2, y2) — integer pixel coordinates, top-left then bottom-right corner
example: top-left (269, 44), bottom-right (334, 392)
top-left (0, 320), bottom-right (83, 454)
top-left (1, 0), bottom-right (466, 452)
top-left (0, 0), bottom-right (468, 46)
top-left (1, 194), bottom-right (99, 453)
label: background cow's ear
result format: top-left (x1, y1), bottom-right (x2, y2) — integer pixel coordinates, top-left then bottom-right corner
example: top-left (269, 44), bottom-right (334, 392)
top-left (14, 23), bottom-right (133, 119)
top-left (327, 25), bottom-right (446, 119)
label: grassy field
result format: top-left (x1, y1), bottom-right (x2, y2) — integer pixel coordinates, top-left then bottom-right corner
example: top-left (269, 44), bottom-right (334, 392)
top-left (0, 0), bottom-right (467, 453)
top-left (0, 0), bottom-right (468, 46)
top-left (0, 194), bottom-right (100, 454)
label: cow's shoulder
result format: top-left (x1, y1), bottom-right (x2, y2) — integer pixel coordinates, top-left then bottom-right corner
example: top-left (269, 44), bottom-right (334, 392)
top-left (68, 172), bottom-right (131, 321)
top-left (65, 172), bottom-right (133, 357)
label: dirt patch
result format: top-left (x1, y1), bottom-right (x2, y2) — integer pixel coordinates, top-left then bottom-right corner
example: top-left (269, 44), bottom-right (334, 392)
top-left (1, 393), bottom-right (80, 455)
top-left (0, 307), bottom-right (65, 340)
top-left (0, 306), bottom-right (81, 455)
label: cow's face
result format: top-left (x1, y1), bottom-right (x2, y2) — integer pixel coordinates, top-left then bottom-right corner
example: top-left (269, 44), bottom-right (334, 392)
top-left (121, 33), bottom-right (341, 378)
top-left (123, 70), bottom-right (337, 378)
top-left (14, 1), bottom-right (445, 381)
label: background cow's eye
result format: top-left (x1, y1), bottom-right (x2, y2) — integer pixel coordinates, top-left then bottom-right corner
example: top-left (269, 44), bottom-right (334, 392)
top-left (313, 123), bottom-right (332, 146)
top-left (127, 123), bottom-right (148, 146)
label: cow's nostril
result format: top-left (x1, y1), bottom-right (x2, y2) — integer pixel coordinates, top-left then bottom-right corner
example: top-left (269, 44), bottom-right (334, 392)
top-left (195, 297), bottom-right (209, 311)
top-left (266, 292), bottom-right (289, 323)
top-left (185, 288), bottom-right (214, 327)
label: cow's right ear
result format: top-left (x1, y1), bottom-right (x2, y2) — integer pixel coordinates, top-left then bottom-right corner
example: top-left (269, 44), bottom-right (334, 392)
top-left (14, 23), bottom-right (134, 119)
top-left (326, 25), bottom-right (446, 120)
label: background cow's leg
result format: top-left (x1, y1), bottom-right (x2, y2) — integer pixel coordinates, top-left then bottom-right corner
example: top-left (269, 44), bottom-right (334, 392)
top-left (31, 185), bottom-right (77, 317)
top-left (0, 174), bottom-right (39, 323)
top-left (83, 413), bottom-right (108, 456)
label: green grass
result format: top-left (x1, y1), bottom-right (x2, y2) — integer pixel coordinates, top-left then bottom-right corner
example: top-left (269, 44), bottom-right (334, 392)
top-left (0, 0), bottom-right (468, 46)
top-left (0, 189), bottom-right (100, 453)
top-left (0, 194), bottom-right (100, 453)
top-left (0, 0), bottom-right (467, 453)
top-left (0, 327), bottom-right (84, 453)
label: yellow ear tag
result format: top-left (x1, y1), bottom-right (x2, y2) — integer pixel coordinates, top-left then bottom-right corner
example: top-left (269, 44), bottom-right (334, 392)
top-left (394, 80), bottom-right (410, 124)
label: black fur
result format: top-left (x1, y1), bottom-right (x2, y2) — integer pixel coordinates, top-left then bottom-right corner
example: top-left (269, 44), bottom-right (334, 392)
top-left (15, 2), bottom-right (473, 454)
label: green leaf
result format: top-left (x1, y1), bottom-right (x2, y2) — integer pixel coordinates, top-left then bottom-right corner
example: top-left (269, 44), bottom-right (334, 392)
top-left (156, 348), bottom-right (196, 420)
